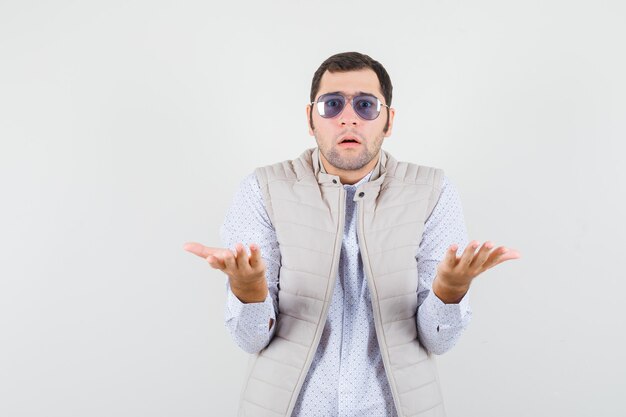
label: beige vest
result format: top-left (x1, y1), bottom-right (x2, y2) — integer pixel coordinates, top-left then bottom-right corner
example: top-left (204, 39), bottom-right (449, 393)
top-left (239, 147), bottom-right (446, 417)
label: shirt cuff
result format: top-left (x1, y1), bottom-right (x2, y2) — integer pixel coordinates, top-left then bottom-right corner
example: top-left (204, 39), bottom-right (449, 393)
top-left (225, 287), bottom-right (276, 334)
top-left (226, 287), bottom-right (271, 314)
top-left (424, 289), bottom-right (472, 333)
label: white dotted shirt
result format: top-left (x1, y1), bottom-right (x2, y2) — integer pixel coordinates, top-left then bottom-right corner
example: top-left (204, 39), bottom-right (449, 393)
top-left (220, 167), bottom-right (471, 417)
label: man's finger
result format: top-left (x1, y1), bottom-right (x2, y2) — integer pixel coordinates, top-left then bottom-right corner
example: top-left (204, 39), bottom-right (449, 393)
top-left (249, 243), bottom-right (262, 269)
top-left (470, 241), bottom-right (494, 270)
top-left (459, 241), bottom-right (479, 266)
top-left (234, 243), bottom-right (251, 271)
top-left (442, 244), bottom-right (459, 268)
top-left (183, 242), bottom-right (221, 259)
top-left (222, 249), bottom-right (238, 273)
top-left (207, 254), bottom-right (226, 271)
top-left (484, 247), bottom-right (521, 270)
top-left (492, 249), bottom-right (522, 267)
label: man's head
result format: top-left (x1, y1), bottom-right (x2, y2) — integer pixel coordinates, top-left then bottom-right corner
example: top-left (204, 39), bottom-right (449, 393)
top-left (306, 52), bottom-right (395, 182)
top-left (309, 52), bottom-right (393, 129)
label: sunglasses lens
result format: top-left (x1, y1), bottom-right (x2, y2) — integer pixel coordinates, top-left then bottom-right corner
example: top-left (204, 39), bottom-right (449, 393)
top-left (354, 95), bottom-right (380, 120)
top-left (315, 94), bottom-right (383, 120)
top-left (317, 94), bottom-right (345, 118)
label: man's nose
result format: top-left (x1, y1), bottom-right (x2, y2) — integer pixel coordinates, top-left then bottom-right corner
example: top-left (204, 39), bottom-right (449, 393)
top-left (339, 101), bottom-right (359, 126)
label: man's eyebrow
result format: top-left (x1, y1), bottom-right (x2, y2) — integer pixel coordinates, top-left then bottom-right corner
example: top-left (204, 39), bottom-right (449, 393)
top-left (324, 90), bottom-right (378, 97)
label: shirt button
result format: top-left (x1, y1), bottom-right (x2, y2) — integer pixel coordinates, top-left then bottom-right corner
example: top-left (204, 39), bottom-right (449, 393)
top-left (332, 179), bottom-right (337, 184)
top-left (358, 192), bottom-right (365, 197)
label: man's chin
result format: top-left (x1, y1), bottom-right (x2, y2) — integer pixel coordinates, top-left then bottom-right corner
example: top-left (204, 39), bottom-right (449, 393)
top-left (326, 153), bottom-right (372, 171)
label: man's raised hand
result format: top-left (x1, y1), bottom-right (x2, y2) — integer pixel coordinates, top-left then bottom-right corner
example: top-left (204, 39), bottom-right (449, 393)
top-left (183, 242), bottom-right (268, 303)
top-left (433, 240), bottom-right (521, 304)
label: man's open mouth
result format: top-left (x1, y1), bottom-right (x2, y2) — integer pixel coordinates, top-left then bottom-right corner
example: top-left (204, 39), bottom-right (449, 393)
top-left (339, 135), bottom-right (361, 144)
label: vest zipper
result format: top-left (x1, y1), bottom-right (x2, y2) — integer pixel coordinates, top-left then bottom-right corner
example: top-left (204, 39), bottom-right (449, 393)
top-left (355, 196), bottom-right (405, 416)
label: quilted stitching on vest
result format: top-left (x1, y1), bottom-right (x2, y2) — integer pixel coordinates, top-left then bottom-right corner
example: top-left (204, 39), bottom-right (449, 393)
top-left (239, 148), bottom-right (445, 417)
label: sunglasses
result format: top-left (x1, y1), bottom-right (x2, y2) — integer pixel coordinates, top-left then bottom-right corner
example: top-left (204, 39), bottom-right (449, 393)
top-left (311, 93), bottom-right (389, 121)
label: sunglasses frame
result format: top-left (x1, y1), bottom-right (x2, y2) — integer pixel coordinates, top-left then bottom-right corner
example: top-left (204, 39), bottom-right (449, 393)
top-left (311, 92), bottom-right (390, 121)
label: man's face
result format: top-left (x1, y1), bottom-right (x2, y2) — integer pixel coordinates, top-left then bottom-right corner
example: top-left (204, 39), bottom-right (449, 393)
top-left (306, 69), bottom-right (395, 174)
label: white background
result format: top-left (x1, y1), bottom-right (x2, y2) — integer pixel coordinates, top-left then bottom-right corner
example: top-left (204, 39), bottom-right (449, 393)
top-left (1, 1), bottom-right (624, 416)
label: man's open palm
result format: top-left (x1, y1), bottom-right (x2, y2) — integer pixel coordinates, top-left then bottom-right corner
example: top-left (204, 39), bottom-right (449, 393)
top-left (183, 242), bottom-right (269, 303)
top-left (434, 240), bottom-right (521, 302)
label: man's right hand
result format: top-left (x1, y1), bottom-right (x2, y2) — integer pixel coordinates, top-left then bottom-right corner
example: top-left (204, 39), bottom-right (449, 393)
top-left (183, 242), bottom-right (269, 303)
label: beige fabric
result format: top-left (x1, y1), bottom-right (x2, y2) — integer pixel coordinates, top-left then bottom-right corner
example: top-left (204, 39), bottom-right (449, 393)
top-left (239, 147), bottom-right (445, 417)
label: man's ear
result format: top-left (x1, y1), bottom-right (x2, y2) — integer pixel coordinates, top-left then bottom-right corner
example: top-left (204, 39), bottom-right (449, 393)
top-left (384, 107), bottom-right (396, 137)
top-left (306, 104), bottom-right (314, 136)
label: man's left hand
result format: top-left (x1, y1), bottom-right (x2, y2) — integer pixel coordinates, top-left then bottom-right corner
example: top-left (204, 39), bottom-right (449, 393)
top-left (432, 240), bottom-right (521, 304)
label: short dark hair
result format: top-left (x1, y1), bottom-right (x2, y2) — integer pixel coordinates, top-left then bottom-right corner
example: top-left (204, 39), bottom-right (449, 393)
top-left (310, 52), bottom-right (393, 105)
top-left (309, 52), bottom-right (393, 132)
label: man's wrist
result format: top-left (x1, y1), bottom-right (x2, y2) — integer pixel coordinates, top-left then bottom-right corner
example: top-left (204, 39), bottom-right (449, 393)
top-left (230, 278), bottom-right (268, 304)
top-left (432, 276), bottom-right (469, 304)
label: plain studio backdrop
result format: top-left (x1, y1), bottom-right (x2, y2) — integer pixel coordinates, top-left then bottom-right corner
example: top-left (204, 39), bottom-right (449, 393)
top-left (1, 1), bottom-right (624, 416)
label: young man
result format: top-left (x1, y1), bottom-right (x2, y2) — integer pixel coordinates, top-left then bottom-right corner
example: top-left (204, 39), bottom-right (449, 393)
top-left (185, 52), bottom-right (520, 417)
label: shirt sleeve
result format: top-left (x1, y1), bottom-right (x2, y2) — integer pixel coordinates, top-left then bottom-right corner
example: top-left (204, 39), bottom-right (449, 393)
top-left (416, 175), bottom-right (472, 355)
top-left (220, 172), bottom-right (281, 354)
